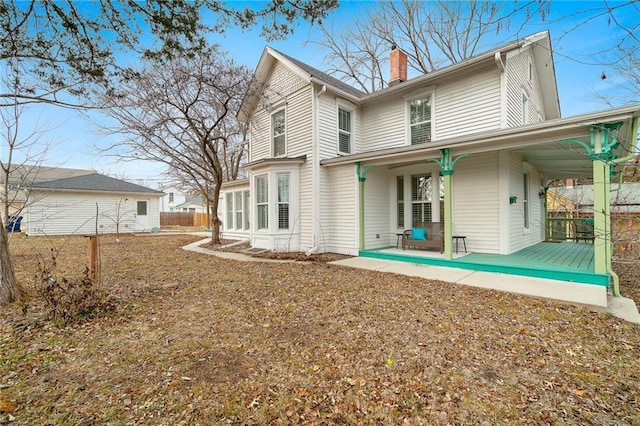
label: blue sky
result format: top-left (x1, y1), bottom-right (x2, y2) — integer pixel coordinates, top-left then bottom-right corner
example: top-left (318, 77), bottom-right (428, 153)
top-left (11, 1), bottom-right (639, 188)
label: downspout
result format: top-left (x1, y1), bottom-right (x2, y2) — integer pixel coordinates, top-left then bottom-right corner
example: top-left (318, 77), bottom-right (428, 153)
top-left (308, 84), bottom-right (326, 256)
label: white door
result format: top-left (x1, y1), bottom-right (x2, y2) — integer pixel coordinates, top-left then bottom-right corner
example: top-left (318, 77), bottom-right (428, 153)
top-left (134, 200), bottom-right (150, 231)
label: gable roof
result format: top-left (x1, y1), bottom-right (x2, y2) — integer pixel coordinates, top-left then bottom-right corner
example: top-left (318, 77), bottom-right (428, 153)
top-left (31, 173), bottom-right (163, 195)
top-left (239, 31), bottom-right (560, 122)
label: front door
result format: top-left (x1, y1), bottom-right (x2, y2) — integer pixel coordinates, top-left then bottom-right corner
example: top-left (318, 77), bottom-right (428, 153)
top-left (134, 200), bottom-right (150, 231)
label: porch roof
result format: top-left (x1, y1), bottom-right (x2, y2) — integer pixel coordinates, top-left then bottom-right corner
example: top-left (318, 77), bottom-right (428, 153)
top-left (321, 104), bottom-right (640, 180)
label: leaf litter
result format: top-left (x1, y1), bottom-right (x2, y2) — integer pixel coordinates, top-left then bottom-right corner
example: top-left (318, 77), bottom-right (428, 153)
top-left (0, 234), bottom-right (638, 424)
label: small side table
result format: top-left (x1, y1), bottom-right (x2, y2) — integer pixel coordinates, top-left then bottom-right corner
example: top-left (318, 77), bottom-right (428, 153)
top-left (452, 236), bottom-right (467, 254)
top-left (396, 233), bottom-right (404, 249)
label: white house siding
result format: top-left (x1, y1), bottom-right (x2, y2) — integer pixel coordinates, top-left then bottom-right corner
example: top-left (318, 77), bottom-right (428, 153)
top-left (363, 168), bottom-right (391, 250)
top-left (323, 164), bottom-right (359, 255)
top-left (436, 65), bottom-right (502, 139)
top-left (317, 93), bottom-right (362, 159)
top-left (505, 49), bottom-right (545, 128)
top-left (508, 152), bottom-right (544, 253)
top-left (26, 191), bottom-right (160, 236)
top-left (248, 62), bottom-right (309, 160)
top-left (360, 98), bottom-right (406, 151)
top-left (452, 152), bottom-right (501, 254)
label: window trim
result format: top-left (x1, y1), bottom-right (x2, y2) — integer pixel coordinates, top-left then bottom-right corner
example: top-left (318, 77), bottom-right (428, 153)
top-left (405, 88), bottom-right (435, 146)
top-left (337, 102), bottom-right (355, 155)
top-left (271, 108), bottom-right (286, 157)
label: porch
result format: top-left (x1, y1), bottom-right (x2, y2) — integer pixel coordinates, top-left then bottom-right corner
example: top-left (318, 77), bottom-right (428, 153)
top-left (360, 241), bottom-right (609, 287)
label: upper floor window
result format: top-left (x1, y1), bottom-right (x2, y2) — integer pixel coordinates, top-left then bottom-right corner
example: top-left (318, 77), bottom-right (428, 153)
top-left (272, 109), bottom-right (286, 157)
top-left (409, 95), bottom-right (432, 145)
top-left (168, 192), bottom-right (174, 203)
top-left (338, 107), bottom-right (352, 154)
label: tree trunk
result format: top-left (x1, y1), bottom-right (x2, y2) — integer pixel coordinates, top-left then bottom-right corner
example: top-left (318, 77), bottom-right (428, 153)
top-left (0, 222), bottom-right (24, 305)
top-left (210, 182), bottom-right (223, 245)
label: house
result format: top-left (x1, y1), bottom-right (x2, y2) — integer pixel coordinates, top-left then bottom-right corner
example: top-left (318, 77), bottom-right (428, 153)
top-left (15, 166), bottom-right (163, 236)
top-left (176, 196), bottom-right (206, 213)
top-left (159, 185), bottom-right (206, 213)
top-left (220, 31), bottom-right (640, 306)
top-left (159, 185), bottom-right (186, 212)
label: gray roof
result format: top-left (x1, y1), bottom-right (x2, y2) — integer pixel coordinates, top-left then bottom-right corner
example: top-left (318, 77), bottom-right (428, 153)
top-left (7, 165), bottom-right (94, 185)
top-left (31, 173), bottom-right (163, 195)
top-left (274, 49), bottom-right (366, 99)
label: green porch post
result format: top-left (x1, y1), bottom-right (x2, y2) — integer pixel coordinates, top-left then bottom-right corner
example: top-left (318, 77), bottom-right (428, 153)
top-left (442, 171), bottom-right (454, 259)
top-left (429, 149), bottom-right (469, 260)
top-left (592, 158), bottom-right (609, 274)
top-left (356, 162), bottom-right (373, 252)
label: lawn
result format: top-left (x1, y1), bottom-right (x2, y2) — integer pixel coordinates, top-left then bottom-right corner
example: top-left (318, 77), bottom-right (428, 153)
top-left (1, 234), bottom-right (639, 425)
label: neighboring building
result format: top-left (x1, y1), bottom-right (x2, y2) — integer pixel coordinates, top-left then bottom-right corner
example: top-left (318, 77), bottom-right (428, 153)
top-left (14, 167), bottom-right (163, 236)
top-left (220, 31), bottom-right (640, 306)
top-left (159, 185), bottom-right (187, 212)
top-left (176, 196), bottom-right (206, 213)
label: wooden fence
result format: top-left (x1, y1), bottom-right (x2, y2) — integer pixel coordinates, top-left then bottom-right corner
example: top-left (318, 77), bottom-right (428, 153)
top-left (160, 212), bottom-right (209, 227)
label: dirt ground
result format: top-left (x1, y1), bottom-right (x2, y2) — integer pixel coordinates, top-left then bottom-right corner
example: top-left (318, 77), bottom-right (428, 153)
top-left (0, 234), bottom-right (639, 425)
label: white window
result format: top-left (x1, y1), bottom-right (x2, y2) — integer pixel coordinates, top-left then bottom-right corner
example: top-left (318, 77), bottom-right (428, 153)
top-left (168, 192), bottom-right (174, 203)
top-left (277, 173), bottom-right (290, 230)
top-left (234, 192), bottom-right (243, 230)
top-left (528, 59), bottom-right (534, 83)
top-left (409, 95), bottom-right (432, 145)
top-left (256, 176), bottom-right (268, 230)
top-left (272, 109), bottom-right (286, 157)
top-left (338, 107), bottom-right (352, 154)
top-left (522, 92), bottom-right (529, 124)
top-left (523, 172), bottom-right (530, 229)
top-left (243, 190), bottom-right (250, 230)
top-left (225, 193), bottom-right (233, 229)
top-left (411, 174), bottom-right (432, 224)
top-left (396, 176), bottom-right (404, 228)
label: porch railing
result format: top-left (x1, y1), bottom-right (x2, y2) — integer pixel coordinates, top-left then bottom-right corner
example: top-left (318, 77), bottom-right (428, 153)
top-left (545, 217), bottom-right (593, 242)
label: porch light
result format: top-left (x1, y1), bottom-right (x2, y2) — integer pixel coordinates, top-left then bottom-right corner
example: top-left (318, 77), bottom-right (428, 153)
top-left (509, 196), bottom-right (518, 204)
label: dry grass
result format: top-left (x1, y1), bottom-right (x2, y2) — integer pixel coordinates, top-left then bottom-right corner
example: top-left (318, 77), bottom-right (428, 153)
top-left (1, 234), bottom-right (639, 425)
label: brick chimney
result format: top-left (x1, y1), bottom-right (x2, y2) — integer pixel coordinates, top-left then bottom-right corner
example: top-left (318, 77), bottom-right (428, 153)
top-left (389, 45), bottom-right (407, 86)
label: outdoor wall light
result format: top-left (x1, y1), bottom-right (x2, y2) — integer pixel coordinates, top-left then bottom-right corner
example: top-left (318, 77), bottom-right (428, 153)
top-left (509, 196), bottom-right (518, 204)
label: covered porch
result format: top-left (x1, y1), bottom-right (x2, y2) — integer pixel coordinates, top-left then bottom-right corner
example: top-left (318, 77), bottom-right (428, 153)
top-left (361, 240), bottom-right (607, 286)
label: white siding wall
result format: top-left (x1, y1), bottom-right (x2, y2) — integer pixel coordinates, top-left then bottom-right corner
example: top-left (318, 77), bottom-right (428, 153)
top-left (323, 164), bottom-right (359, 255)
top-left (248, 62), bottom-right (309, 160)
top-left (506, 49), bottom-right (545, 127)
top-left (452, 152), bottom-right (501, 254)
top-left (26, 191), bottom-right (161, 236)
top-left (360, 98), bottom-right (406, 151)
top-left (317, 93), bottom-right (362, 159)
top-left (508, 153), bottom-right (544, 252)
top-left (436, 65), bottom-right (502, 138)
top-left (363, 168), bottom-right (391, 249)
top-left (360, 68), bottom-right (502, 152)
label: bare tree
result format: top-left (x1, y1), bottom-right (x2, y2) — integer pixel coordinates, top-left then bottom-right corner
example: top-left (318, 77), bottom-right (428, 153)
top-left (99, 46), bottom-right (251, 244)
top-left (313, 0), bottom-right (550, 92)
top-left (0, 0), bottom-right (337, 304)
